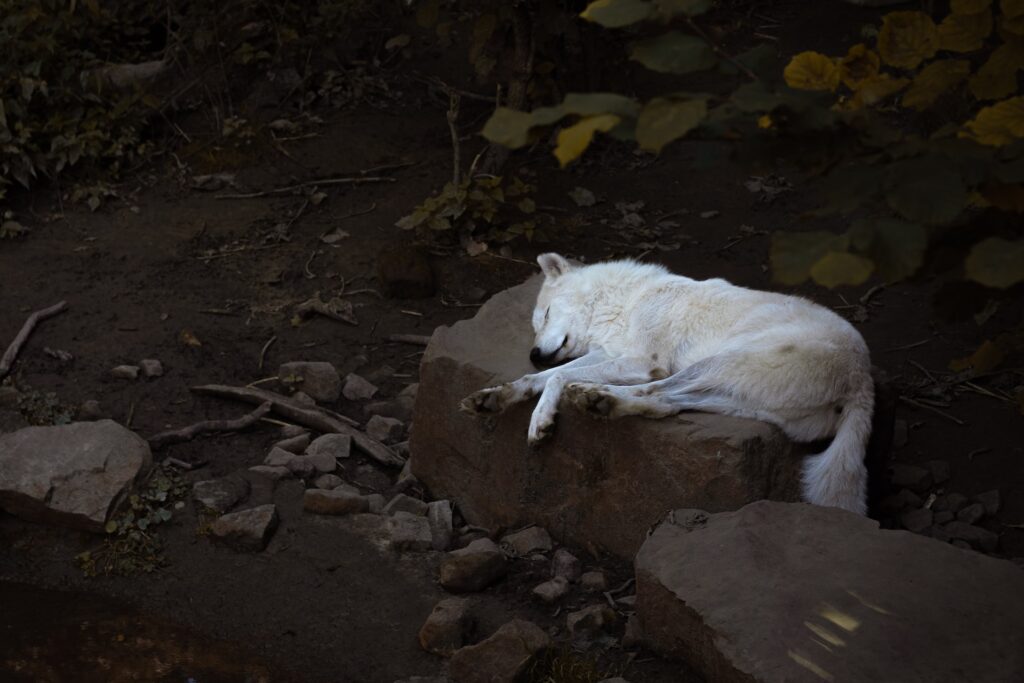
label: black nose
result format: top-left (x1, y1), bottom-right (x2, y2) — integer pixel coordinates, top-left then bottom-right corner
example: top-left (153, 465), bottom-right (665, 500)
top-left (530, 347), bottom-right (542, 363)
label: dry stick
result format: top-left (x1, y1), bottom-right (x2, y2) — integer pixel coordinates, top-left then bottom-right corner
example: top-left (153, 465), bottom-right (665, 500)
top-left (447, 91), bottom-right (462, 186)
top-left (215, 176), bottom-right (395, 200)
top-left (0, 301), bottom-right (69, 381)
top-left (384, 334), bottom-right (431, 346)
top-left (191, 384), bottom-right (405, 468)
top-left (898, 395), bottom-right (966, 426)
top-left (148, 401), bottom-right (272, 449)
top-left (258, 336), bottom-right (277, 371)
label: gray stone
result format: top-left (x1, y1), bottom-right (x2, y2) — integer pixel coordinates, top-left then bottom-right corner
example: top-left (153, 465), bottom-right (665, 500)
top-left (366, 493), bottom-right (385, 514)
top-left (264, 446), bottom-right (295, 467)
top-left (890, 464), bottom-right (932, 492)
top-left (384, 493), bottom-right (429, 516)
top-left (210, 504), bottom-right (278, 552)
top-left (139, 359), bottom-right (164, 378)
top-left (365, 396), bottom-right (416, 423)
top-left (396, 458), bottom-right (418, 489)
top-left (0, 420), bottom-right (151, 531)
top-left (900, 507), bottom-right (933, 534)
top-left (440, 538), bottom-right (508, 592)
top-left (111, 365), bottom-right (140, 380)
top-left (566, 604), bottom-right (617, 636)
top-left (925, 459), bottom-right (950, 485)
top-left (635, 502), bottom-right (1024, 682)
top-left (410, 278), bottom-right (813, 559)
top-left (944, 521), bottom-right (999, 552)
top-left (448, 619), bottom-right (549, 683)
top-left (286, 455), bottom-right (316, 478)
top-left (343, 373), bottom-right (379, 401)
top-left (428, 500), bottom-right (454, 551)
top-left (933, 492), bottom-right (969, 513)
top-left (551, 548), bottom-right (581, 581)
top-left (279, 424), bottom-right (307, 438)
top-left (502, 526), bottom-right (552, 556)
top-left (249, 465), bottom-right (290, 480)
top-left (292, 391), bottom-right (316, 405)
top-left (390, 511), bottom-right (433, 552)
top-left (418, 597), bottom-right (472, 656)
top-left (580, 570), bottom-right (608, 592)
top-left (879, 488), bottom-right (923, 514)
top-left (533, 576), bottom-right (570, 603)
top-left (314, 473), bottom-right (344, 490)
top-left (77, 400), bottom-right (105, 421)
top-left (974, 489), bottom-right (1001, 516)
top-left (192, 475), bottom-right (249, 514)
top-left (278, 361), bottom-right (341, 403)
top-left (306, 433), bottom-right (351, 460)
top-left (366, 415), bottom-right (405, 444)
top-left (305, 451), bottom-right (336, 474)
top-left (957, 502), bottom-right (986, 525)
top-left (303, 488), bottom-right (368, 515)
top-left (272, 433), bottom-right (310, 454)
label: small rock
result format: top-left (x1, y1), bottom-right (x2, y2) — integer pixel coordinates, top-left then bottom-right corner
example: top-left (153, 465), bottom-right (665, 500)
top-left (448, 619), bottom-right (549, 683)
top-left (566, 604), bottom-right (617, 637)
top-left (192, 476), bottom-right (250, 514)
top-left (879, 488), bottom-right (923, 514)
top-left (366, 493), bottom-right (385, 514)
top-left (210, 504), bottom-right (278, 552)
top-left (900, 508), bottom-right (933, 534)
top-left (364, 364), bottom-right (397, 385)
top-left (384, 493), bottom-right (429, 516)
top-left (501, 526), bottom-right (552, 556)
top-left (933, 510), bottom-right (954, 525)
top-left (890, 464), bottom-right (933, 492)
top-left (622, 614), bottom-right (644, 648)
top-left (944, 521), bottom-right (999, 552)
top-left (580, 571), bottom-right (608, 592)
top-left (699, 210), bottom-right (720, 219)
top-left (551, 548), bottom-right (581, 581)
top-left (396, 458), bottom-right (418, 489)
top-left (314, 473), bottom-right (344, 490)
top-left (428, 500), bottom-right (454, 551)
top-left (419, 597), bottom-right (473, 657)
top-left (343, 373), bottom-right (379, 401)
top-left (139, 359), bottom-right (164, 378)
top-left (273, 433), bottom-right (310, 454)
top-left (249, 465), bottom-right (290, 480)
top-left (305, 451), bottom-right (336, 474)
top-left (264, 446), bottom-right (295, 467)
top-left (292, 391), bottom-right (317, 405)
top-left (365, 396), bottom-right (416, 422)
top-left (440, 538), bottom-right (508, 592)
top-left (617, 594), bottom-right (637, 607)
top-left (111, 365), bottom-right (140, 380)
top-left (532, 576), bottom-right (570, 603)
top-left (957, 503), bottom-right (986, 525)
top-left (303, 488), bottom-right (369, 515)
top-left (933, 492), bottom-right (969, 513)
top-left (926, 460), bottom-right (950, 485)
top-left (286, 456), bottom-right (316, 478)
top-left (279, 424), bottom-right (306, 438)
top-left (400, 383), bottom-right (419, 400)
top-left (306, 433), bottom-right (351, 460)
top-left (278, 361), bottom-right (341, 403)
top-left (77, 400), bottom-right (105, 421)
top-left (366, 415), bottom-right (405, 444)
top-left (974, 490), bottom-right (1001, 516)
top-left (390, 511), bottom-right (434, 552)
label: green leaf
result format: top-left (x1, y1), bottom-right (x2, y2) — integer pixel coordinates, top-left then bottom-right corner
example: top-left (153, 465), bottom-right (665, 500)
top-left (580, 0), bottom-right (653, 27)
top-left (635, 96), bottom-right (708, 152)
top-left (883, 157), bottom-right (967, 224)
top-left (732, 81), bottom-right (783, 112)
top-left (965, 237), bottom-right (1024, 288)
top-left (630, 31), bottom-right (717, 74)
top-left (653, 0), bottom-right (712, 17)
top-left (562, 93), bottom-right (640, 119)
top-left (770, 230), bottom-right (848, 285)
top-left (817, 163), bottom-right (881, 215)
top-left (481, 108), bottom-right (539, 149)
top-left (853, 218), bottom-right (927, 281)
top-left (104, 520), bottom-right (118, 534)
top-left (809, 251), bottom-right (875, 288)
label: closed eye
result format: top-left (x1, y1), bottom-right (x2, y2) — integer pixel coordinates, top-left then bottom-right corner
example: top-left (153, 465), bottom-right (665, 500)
top-left (544, 308), bottom-right (550, 323)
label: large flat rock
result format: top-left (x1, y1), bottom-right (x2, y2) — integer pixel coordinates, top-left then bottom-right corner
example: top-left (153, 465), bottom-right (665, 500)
top-left (635, 501), bottom-right (1024, 683)
top-left (411, 278), bottom-right (808, 559)
top-left (0, 420), bottom-right (152, 531)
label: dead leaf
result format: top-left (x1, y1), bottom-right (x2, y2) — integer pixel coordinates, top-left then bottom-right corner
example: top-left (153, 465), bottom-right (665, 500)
top-left (569, 187), bottom-right (597, 207)
top-left (179, 330), bottom-right (202, 347)
top-left (293, 292), bottom-right (358, 326)
top-left (320, 227), bottom-right (350, 245)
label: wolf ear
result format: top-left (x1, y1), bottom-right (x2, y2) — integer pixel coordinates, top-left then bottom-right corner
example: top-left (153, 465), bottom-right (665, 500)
top-left (537, 253), bottom-right (572, 280)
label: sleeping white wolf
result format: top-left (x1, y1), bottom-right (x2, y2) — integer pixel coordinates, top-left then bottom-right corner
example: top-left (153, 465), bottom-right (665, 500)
top-left (460, 253), bottom-right (874, 515)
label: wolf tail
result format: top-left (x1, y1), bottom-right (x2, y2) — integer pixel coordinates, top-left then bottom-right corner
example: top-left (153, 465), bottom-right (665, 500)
top-left (801, 373), bottom-right (874, 515)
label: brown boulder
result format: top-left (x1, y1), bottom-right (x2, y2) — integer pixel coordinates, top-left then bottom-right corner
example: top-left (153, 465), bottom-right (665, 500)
top-left (448, 619), bottom-right (549, 683)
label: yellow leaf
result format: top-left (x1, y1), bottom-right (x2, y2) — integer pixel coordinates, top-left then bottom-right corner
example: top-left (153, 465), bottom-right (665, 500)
top-left (949, 339), bottom-right (1005, 373)
top-left (179, 330), bottom-right (202, 347)
top-left (967, 41), bottom-right (1024, 99)
top-left (839, 44), bottom-right (881, 89)
top-left (937, 9), bottom-right (993, 51)
top-left (951, 0), bottom-right (992, 11)
top-left (757, 114), bottom-right (773, 129)
top-left (1003, 0), bottom-right (1024, 19)
top-left (962, 96), bottom-right (1024, 145)
top-left (809, 251), bottom-right (875, 288)
top-left (902, 59), bottom-right (971, 110)
top-left (847, 74), bottom-right (910, 109)
top-left (553, 114), bottom-right (621, 167)
top-left (783, 51), bottom-right (840, 91)
top-left (878, 11), bottom-right (939, 69)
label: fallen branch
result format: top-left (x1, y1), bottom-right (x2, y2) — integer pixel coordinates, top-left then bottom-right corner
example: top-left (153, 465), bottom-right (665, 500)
top-left (898, 395), bottom-right (966, 426)
top-left (384, 334), bottom-right (431, 346)
top-left (215, 176), bottom-right (394, 200)
top-left (0, 301), bottom-right (69, 381)
top-left (191, 384), bottom-right (405, 468)
top-left (148, 401), bottom-right (272, 449)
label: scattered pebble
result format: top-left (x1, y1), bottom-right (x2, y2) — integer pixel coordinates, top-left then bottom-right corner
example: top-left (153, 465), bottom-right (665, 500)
top-left (501, 526), bottom-right (552, 556)
top-left (193, 476), bottom-right (249, 515)
top-left (306, 433), bottom-right (351, 460)
top-left (925, 460), bottom-right (950, 485)
top-left (448, 620), bottom-right (549, 683)
top-left (273, 433), bottom-right (310, 454)
top-left (292, 391), bottom-right (317, 406)
top-left (249, 465), bottom-right (290, 480)
top-left (933, 492), bottom-right (969, 514)
top-left (580, 570), bottom-right (608, 592)
top-left (343, 373), bottom-right (379, 401)
top-left (77, 400), bottom-right (105, 421)
top-left (303, 488), bottom-right (369, 515)
top-left (566, 604), bottom-right (617, 637)
top-left (890, 464), bottom-right (933, 493)
top-left (278, 361), bottom-right (341, 403)
top-left (973, 490), bottom-right (1001, 516)
top-left (139, 359), bottom-right (164, 378)
top-left (419, 597), bottom-right (473, 657)
top-left (389, 511), bottom-right (434, 552)
top-left (551, 548), bottom-right (581, 581)
top-left (366, 415), bottom-right (405, 444)
top-left (314, 473), bottom-right (343, 490)
top-left (533, 576), bottom-right (570, 604)
top-left (384, 493), bottom-right (428, 517)
top-left (365, 493), bottom-right (385, 514)
top-left (111, 365), bottom-right (140, 380)
top-left (439, 538), bottom-right (508, 592)
top-left (956, 503), bottom-right (986, 525)
top-left (209, 504), bottom-right (278, 552)
top-left (264, 446), bottom-right (295, 467)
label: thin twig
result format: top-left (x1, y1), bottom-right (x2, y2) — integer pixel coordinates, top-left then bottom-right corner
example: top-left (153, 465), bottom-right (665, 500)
top-left (164, 457), bottom-right (193, 470)
top-left (908, 360), bottom-right (938, 384)
top-left (0, 301), bottom-right (69, 381)
top-left (886, 339), bottom-right (931, 353)
top-left (258, 336), bottom-right (277, 371)
top-left (197, 243), bottom-right (289, 261)
top-left (336, 203), bottom-right (377, 221)
top-left (899, 395), bottom-right (966, 425)
top-left (360, 161), bottom-right (416, 175)
top-left (215, 176), bottom-right (394, 200)
top-left (447, 90), bottom-right (462, 186)
top-left (384, 334), bottom-right (431, 346)
top-left (148, 401), bottom-right (272, 449)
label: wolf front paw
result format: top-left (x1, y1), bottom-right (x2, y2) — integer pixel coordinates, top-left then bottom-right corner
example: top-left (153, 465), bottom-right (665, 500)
top-left (527, 411), bottom-right (556, 446)
top-left (566, 382), bottom-right (619, 419)
top-left (460, 385), bottom-right (513, 415)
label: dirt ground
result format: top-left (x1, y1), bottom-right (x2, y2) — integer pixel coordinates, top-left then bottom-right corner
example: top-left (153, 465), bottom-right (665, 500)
top-left (1, 2), bottom-right (1022, 682)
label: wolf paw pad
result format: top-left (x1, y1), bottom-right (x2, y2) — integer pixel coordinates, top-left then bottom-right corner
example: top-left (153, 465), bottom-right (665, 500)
top-left (567, 383), bottom-right (617, 419)
top-left (459, 386), bottom-right (509, 415)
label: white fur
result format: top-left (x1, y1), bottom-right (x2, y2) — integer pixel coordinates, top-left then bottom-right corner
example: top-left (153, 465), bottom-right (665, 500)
top-left (461, 253), bottom-right (874, 515)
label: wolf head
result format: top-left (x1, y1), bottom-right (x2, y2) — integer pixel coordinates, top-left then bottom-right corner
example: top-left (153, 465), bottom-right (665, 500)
top-left (530, 253), bottom-right (590, 367)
